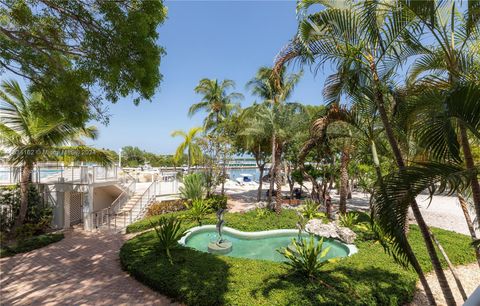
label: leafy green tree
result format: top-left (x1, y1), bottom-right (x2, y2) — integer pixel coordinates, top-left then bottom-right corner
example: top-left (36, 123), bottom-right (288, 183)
top-left (0, 80), bottom-right (113, 227)
top-left (121, 146), bottom-right (144, 167)
top-left (171, 127), bottom-right (203, 171)
top-left (0, 0), bottom-right (167, 124)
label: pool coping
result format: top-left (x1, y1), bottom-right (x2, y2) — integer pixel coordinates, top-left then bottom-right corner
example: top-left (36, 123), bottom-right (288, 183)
top-left (179, 225), bottom-right (358, 256)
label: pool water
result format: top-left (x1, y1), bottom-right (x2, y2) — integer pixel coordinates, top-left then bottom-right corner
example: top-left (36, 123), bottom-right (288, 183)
top-left (185, 230), bottom-right (350, 262)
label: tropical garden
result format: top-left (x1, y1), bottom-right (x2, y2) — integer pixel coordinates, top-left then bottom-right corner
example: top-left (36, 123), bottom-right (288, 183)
top-left (1, 0), bottom-right (479, 305)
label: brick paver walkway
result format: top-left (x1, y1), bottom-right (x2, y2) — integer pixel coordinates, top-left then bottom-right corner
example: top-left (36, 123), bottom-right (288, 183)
top-left (0, 229), bottom-right (177, 305)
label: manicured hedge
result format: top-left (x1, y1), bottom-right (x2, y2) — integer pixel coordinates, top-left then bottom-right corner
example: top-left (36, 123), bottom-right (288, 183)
top-left (120, 211), bottom-right (476, 306)
top-left (126, 208), bottom-right (300, 233)
top-left (0, 233), bottom-right (64, 258)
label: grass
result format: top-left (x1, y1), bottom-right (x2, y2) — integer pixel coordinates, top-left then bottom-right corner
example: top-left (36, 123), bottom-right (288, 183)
top-left (0, 233), bottom-right (64, 258)
top-left (120, 211), bottom-right (476, 306)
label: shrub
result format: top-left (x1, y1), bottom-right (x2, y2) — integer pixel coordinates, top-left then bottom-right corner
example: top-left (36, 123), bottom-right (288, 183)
top-left (0, 185), bottom-right (52, 238)
top-left (0, 233), bottom-right (64, 258)
top-left (179, 173), bottom-right (205, 201)
top-left (150, 217), bottom-right (186, 264)
top-left (205, 194), bottom-right (227, 211)
top-left (301, 200), bottom-right (325, 220)
top-left (338, 211), bottom-right (359, 228)
top-left (278, 236), bottom-right (332, 279)
top-left (146, 200), bottom-right (186, 217)
top-left (186, 199), bottom-right (211, 226)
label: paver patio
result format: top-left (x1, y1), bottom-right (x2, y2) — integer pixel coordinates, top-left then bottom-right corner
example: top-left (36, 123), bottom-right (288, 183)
top-left (0, 229), bottom-right (177, 306)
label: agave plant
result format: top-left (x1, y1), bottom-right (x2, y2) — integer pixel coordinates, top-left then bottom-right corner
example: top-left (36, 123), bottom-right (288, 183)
top-left (187, 199), bottom-right (211, 226)
top-left (179, 173), bottom-right (205, 201)
top-left (150, 217), bottom-right (186, 265)
top-left (278, 236), bottom-right (331, 279)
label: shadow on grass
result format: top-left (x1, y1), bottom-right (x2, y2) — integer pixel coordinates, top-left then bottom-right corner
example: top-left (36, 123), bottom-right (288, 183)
top-left (251, 265), bottom-right (416, 305)
top-left (120, 232), bottom-right (229, 306)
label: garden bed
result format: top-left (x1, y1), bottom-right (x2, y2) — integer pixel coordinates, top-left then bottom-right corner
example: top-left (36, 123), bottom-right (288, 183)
top-left (0, 232), bottom-right (64, 258)
top-left (120, 211), bottom-right (476, 305)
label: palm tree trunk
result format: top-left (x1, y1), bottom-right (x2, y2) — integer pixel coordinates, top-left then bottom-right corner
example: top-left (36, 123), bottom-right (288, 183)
top-left (458, 193), bottom-right (480, 267)
top-left (258, 164), bottom-right (264, 202)
top-left (429, 229), bottom-right (468, 301)
top-left (268, 134), bottom-right (276, 207)
top-left (459, 124), bottom-right (480, 229)
top-left (15, 163), bottom-right (33, 228)
top-left (274, 142), bottom-right (283, 213)
top-left (221, 146), bottom-right (226, 195)
top-left (339, 149), bottom-right (349, 214)
top-left (375, 86), bottom-right (455, 306)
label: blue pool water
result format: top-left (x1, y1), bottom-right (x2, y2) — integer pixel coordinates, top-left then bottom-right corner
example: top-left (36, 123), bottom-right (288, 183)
top-left (185, 229), bottom-right (350, 262)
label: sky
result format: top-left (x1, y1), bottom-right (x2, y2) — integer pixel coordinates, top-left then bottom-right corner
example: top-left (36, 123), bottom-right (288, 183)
top-left (88, 0), bottom-right (332, 154)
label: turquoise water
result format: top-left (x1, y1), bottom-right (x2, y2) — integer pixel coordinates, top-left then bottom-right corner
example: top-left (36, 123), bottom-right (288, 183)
top-left (0, 168), bottom-right (62, 182)
top-left (185, 230), bottom-right (350, 262)
top-left (227, 168), bottom-right (269, 182)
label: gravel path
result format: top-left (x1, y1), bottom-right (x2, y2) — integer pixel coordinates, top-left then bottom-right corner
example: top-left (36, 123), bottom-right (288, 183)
top-left (408, 263), bottom-right (480, 306)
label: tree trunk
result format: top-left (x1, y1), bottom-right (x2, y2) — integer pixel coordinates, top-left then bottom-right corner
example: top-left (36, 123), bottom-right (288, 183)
top-left (429, 229), bottom-right (468, 301)
top-left (286, 163), bottom-right (294, 201)
top-left (257, 165), bottom-right (264, 202)
top-left (459, 124), bottom-right (480, 230)
top-left (221, 147), bottom-right (226, 196)
top-left (458, 193), bottom-right (480, 267)
top-left (339, 150), bottom-right (349, 214)
top-left (268, 134), bottom-right (276, 206)
top-left (274, 142), bottom-right (283, 213)
top-left (375, 86), bottom-right (454, 305)
top-left (15, 163), bottom-right (33, 228)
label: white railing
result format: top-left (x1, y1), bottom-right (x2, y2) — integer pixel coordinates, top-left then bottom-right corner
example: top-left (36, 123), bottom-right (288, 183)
top-left (0, 165), bottom-right (120, 185)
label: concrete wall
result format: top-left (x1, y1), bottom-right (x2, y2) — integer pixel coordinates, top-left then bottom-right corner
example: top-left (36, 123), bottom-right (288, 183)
top-left (92, 185), bottom-right (122, 211)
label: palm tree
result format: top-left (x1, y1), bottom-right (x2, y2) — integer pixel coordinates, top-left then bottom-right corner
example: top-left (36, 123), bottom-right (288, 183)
top-left (243, 102), bottom-right (304, 212)
top-left (171, 127), bottom-right (203, 172)
top-left (275, 1), bottom-right (449, 303)
top-left (0, 80), bottom-right (113, 227)
top-left (189, 79), bottom-right (243, 131)
top-left (247, 67), bottom-right (303, 210)
top-left (189, 78), bottom-right (243, 194)
top-left (401, 0), bottom-right (480, 229)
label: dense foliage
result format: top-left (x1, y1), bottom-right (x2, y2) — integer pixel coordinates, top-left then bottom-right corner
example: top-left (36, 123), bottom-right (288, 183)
top-left (0, 233), bottom-right (64, 258)
top-left (0, 0), bottom-right (167, 124)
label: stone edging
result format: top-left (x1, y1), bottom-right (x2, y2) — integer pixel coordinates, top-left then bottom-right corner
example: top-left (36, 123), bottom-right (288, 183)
top-left (178, 225), bottom-right (358, 256)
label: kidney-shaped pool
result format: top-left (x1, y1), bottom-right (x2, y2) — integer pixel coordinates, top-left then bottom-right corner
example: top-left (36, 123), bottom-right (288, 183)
top-left (179, 225), bottom-right (356, 262)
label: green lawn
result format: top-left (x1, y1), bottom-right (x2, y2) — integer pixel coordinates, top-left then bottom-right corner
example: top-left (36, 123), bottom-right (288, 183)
top-left (121, 210), bottom-right (476, 305)
top-left (0, 233), bottom-right (64, 258)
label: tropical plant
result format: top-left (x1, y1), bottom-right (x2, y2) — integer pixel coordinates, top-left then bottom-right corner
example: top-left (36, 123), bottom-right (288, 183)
top-left (150, 217), bottom-right (186, 265)
top-left (301, 199), bottom-right (324, 220)
top-left (0, 80), bottom-right (113, 228)
top-left (338, 212), bottom-right (359, 228)
top-left (187, 199), bottom-right (211, 226)
top-left (275, 1), bottom-right (459, 302)
top-left (278, 236), bottom-right (332, 279)
top-left (179, 173), bottom-right (205, 201)
top-left (246, 66), bottom-right (303, 211)
top-left (189, 79), bottom-right (243, 132)
top-left (171, 127), bottom-right (203, 171)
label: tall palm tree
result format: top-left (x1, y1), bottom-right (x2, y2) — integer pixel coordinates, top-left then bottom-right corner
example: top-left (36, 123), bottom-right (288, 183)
top-left (275, 1), bottom-right (449, 303)
top-left (189, 79), bottom-right (243, 131)
top-left (0, 80), bottom-right (113, 227)
top-left (189, 78), bottom-right (243, 194)
top-left (243, 102), bottom-right (304, 212)
top-left (401, 0), bottom-right (480, 229)
top-left (171, 127), bottom-right (203, 172)
top-left (247, 67), bottom-right (303, 210)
